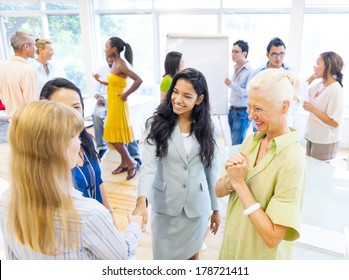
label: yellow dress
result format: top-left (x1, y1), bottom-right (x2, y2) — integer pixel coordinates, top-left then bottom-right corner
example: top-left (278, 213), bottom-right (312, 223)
top-left (103, 73), bottom-right (134, 144)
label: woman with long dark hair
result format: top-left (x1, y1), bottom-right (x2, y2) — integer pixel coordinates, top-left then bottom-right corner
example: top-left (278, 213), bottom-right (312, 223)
top-left (133, 68), bottom-right (220, 260)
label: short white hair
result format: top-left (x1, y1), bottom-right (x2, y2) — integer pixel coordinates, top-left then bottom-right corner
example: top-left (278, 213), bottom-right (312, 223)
top-left (248, 68), bottom-right (300, 106)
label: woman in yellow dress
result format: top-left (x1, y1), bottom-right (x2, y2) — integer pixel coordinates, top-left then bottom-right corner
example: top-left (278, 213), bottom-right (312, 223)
top-left (95, 37), bottom-right (142, 180)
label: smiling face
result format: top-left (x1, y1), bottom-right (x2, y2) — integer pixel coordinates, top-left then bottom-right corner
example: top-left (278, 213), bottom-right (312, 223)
top-left (247, 88), bottom-right (285, 135)
top-left (171, 78), bottom-right (204, 120)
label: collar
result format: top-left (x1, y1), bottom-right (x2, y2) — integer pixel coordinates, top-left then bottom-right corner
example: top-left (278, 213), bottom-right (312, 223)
top-left (234, 60), bottom-right (250, 71)
top-left (252, 127), bottom-right (300, 154)
top-left (265, 62), bottom-right (289, 70)
top-left (71, 187), bottom-right (84, 199)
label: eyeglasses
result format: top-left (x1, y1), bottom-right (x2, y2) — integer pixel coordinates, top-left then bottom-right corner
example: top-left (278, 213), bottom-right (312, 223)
top-left (232, 50), bottom-right (242, 54)
top-left (269, 52), bottom-right (285, 58)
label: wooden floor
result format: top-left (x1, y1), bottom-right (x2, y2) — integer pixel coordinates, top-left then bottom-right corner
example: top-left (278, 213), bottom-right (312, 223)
top-left (1, 127), bottom-right (347, 260)
top-left (0, 128), bottom-right (228, 260)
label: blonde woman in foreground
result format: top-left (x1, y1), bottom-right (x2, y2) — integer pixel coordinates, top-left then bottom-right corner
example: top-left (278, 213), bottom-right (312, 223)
top-left (0, 100), bottom-right (142, 259)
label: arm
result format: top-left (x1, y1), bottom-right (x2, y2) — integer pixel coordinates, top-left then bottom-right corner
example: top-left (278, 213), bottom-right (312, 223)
top-left (303, 82), bottom-right (343, 128)
top-left (22, 69), bottom-right (40, 102)
top-left (93, 73), bottom-right (109, 86)
top-left (215, 176), bottom-right (235, 198)
top-left (225, 152), bottom-right (288, 248)
top-left (84, 206), bottom-right (142, 259)
top-left (303, 101), bottom-right (339, 127)
top-left (205, 152), bottom-right (220, 235)
top-left (224, 67), bottom-right (250, 99)
top-left (93, 66), bottom-right (110, 106)
top-left (160, 76), bottom-right (172, 101)
top-left (119, 63), bottom-right (142, 101)
top-left (132, 196), bottom-right (148, 232)
top-left (160, 92), bottom-right (166, 101)
top-left (132, 137), bottom-right (155, 231)
top-left (306, 74), bottom-right (317, 85)
top-left (99, 183), bottom-right (117, 228)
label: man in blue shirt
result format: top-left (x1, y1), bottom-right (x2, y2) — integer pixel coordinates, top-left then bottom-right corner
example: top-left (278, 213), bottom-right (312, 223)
top-left (224, 40), bottom-right (253, 145)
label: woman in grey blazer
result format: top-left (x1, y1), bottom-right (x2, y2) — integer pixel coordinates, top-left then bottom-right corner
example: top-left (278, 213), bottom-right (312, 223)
top-left (133, 68), bottom-right (220, 260)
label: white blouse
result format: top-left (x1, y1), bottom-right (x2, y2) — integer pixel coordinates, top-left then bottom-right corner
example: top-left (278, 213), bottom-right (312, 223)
top-left (181, 132), bottom-right (194, 155)
top-left (304, 81), bottom-right (343, 144)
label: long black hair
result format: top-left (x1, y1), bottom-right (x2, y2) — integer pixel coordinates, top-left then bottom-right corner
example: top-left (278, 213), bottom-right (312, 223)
top-left (40, 78), bottom-right (98, 161)
top-left (146, 68), bottom-right (216, 169)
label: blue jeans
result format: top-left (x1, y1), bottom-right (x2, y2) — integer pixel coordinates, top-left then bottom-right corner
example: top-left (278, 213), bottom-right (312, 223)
top-left (128, 140), bottom-right (142, 164)
top-left (228, 107), bottom-right (251, 145)
top-left (92, 103), bottom-right (141, 162)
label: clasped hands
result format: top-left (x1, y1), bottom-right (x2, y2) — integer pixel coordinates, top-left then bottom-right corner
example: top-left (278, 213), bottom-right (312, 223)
top-left (224, 152), bottom-right (249, 190)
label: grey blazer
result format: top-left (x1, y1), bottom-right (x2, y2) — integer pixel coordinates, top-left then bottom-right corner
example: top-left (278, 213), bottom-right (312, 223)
top-left (137, 124), bottom-right (219, 218)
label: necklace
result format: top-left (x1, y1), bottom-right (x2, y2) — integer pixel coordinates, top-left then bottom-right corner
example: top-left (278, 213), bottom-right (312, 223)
top-left (261, 137), bottom-right (270, 153)
top-left (75, 149), bottom-right (96, 199)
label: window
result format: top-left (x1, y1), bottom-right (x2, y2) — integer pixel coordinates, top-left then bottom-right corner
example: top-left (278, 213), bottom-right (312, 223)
top-left (98, 14), bottom-right (154, 96)
top-left (0, 3), bottom-right (40, 11)
top-left (95, 0), bottom-right (152, 10)
top-left (47, 15), bottom-right (85, 92)
top-left (222, 13), bottom-right (290, 70)
top-left (3, 16), bottom-right (41, 55)
top-left (300, 13), bottom-right (349, 111)
top-left (0, 1), bottom-right (85, 93)
top-left (155, 0), bottom-right (220, 9)
top-left (223, 0), bottom-right (292, 9)
top-left (46, 2), bottom-right (78, 10)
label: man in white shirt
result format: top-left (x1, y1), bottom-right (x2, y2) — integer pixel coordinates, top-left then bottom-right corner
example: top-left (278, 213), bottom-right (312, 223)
top-left (0, 31), bottom-right (39, 119)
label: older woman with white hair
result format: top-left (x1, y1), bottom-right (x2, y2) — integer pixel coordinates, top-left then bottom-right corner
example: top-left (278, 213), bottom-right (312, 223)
top-left (215, 68), bottom-right (306, 260)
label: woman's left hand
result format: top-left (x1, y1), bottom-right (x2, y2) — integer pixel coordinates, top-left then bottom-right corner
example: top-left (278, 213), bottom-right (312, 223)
top-left (118, 93), bottom-right (128, 101)
top-left (210, 210), bottom-right (220, 235)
